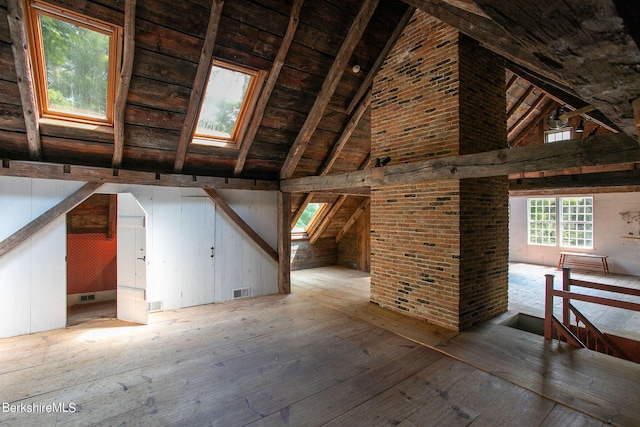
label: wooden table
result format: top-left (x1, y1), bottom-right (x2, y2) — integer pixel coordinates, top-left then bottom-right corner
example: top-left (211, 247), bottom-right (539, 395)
top-left (558, 251), bottom-right (609, 274)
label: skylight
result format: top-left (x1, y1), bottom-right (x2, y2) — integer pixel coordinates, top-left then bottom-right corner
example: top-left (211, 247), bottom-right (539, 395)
top-left (26, 1), bottom-right (119, 125)
top-left (194, 61), bottom-right (259, 146)
top-left (293, 203), bottom-right (326, 233)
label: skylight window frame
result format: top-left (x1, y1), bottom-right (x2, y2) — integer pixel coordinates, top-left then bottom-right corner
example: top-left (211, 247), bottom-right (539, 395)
top-left (25, 0), bottom-right (121, 127)
top-left (291, 203), bottom-right (329, 240)
top-left (192, 60), bottom-right (262, 149)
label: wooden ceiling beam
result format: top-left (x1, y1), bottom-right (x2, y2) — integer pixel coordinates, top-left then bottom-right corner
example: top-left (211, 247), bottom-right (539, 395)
top-left (291, 192), bottom-right (314, 229)
top-left (7, 0), bottom-right (41, 161)
top-left (346, 5), bottom-right (415, 115)
top-left (0, 182), bottom-right (102, 258)
top-left (233, 0), bottom-right (304, 177)
top-left (507, 62), bottom-right (619, 134)
top-left (280, 0), bottom-right (379, 179)
top-left (319, 91), bottom-right (372, 176)
top-left (508, 94), bottom-right (548, 145)
top-left (173, 0), bottom-right (224, 173)
top-left (281, 133), bottom-right (640, 193)
top-left (112, 0), bottom-right (136, 168)
top-left (505, 73), bottom-right (519, 93)
top-left (506, 84), bottom-right (535, 121)
top-left (336, 197), bottom-right (370, 243)
top-left (509, 169), bottom-right (640, 196)
top-left (0, 159), bottom-right (278, 190)
top-left (309, 195), bottom-right (347, 244)
top-left (633, 97), bottom-right (640, 141)
top-left (204, 189), bottom-right (278, 262)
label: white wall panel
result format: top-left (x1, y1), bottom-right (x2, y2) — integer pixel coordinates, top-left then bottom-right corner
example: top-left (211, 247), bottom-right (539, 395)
top-left (510, 192), bottom-right (640, 275)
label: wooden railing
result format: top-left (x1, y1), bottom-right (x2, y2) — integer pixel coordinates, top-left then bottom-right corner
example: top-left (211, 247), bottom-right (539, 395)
top-left (544, 268), bottom-right (640, 360)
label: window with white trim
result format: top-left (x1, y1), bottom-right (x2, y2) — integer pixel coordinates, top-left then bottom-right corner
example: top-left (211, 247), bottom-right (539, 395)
top-left (545, 129), bottom-right (572, 143)
top-left (527, 196), bottom-right (593, 248)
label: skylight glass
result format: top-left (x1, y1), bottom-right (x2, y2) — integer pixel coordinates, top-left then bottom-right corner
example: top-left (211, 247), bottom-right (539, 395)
top-left (195, 62), bottom-right (258, 143)
top-left (27, 1), bottom-right (118, 124)
top-left (293, 203), bottom-right (325, 233)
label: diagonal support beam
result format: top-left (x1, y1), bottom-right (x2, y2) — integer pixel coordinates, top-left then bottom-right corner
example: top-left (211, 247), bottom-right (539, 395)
top-left (204, 188), bottom-right (278, 262)
top-left (7, 0), bottom-right (41, 160)
top-left (309, 195), bottom-right (347, 244)
top-left (112, 0), bottom-right (137, 168)
top-left (319, 90), bottom-right (372, 175)
top-left (234, 0), bottom-right (304, 177)
top-left (336, 197), bottom-right (370, 243)
top-left (280, 0), bottom-right (379, 179)
top-left (174, 0), bottom-right (225, 173)
top-left (0, 182), bottom-right (102, 258)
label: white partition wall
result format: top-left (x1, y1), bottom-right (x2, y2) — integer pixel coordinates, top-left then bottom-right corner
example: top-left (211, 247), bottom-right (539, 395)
top-left (0, 178), bottom-right (86, 338)
top-left (0, 176), bottom-right (279, 338)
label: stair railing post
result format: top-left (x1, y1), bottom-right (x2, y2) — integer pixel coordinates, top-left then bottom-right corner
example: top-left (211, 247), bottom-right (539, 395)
top-left (544, 274), bottom-right (555, 340)
top-left (562, 267), bottom-right (571, 328)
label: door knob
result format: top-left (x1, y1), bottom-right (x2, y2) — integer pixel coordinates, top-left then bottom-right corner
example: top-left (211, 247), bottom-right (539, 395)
top-left (137, 256), bottom-right (146, 261)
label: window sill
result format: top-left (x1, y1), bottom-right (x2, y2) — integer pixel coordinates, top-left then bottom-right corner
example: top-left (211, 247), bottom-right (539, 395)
top-left (39, 118), bottom-right (114, 134)
top-left (191, 137), bottom-right (239, 150)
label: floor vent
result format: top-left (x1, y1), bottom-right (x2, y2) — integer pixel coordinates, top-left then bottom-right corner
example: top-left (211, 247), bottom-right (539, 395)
top-left (80, 294), bottom-right (96, 303)
top-left (233, 288), bottom-right (250, 299)
top-left (147, 300), bottom-right (163, 312)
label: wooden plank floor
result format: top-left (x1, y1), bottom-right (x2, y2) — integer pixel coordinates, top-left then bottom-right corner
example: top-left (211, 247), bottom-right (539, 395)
top-left (0, 266), bottom-right (635, 426)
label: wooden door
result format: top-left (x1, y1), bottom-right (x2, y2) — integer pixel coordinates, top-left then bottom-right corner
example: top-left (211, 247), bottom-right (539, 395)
top-left (117, 193), bottom-right (148, 324)
top-left (180, 196), bottom-right (216, 308)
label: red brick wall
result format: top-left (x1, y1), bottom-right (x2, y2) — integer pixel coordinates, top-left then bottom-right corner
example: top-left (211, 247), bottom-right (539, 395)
top-left (370, 11), bottom-right (508, 331)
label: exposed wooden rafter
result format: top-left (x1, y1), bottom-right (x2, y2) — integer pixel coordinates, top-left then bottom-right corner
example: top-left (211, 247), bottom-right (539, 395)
top-left (291, 192), bottom-right (314, 229)
top-left (505, 73), bottom-right (519, 92)
top-left (0, 159), bottom-right (278, 190)
top-left (508, 94), bottom-right (548, 145)
top-left (282, 134), bottom-right (640, 193)
top-left (506, 84), bottom-right (535, 121)
top-left (320, 91), bottom-right (372, 175)
top-left (0, 182), bottom-right (102, 258)
top-left (233, 0), bottom-right (304, 177)
top-left (106, 194), bottom-right (117, 240)
top-left (280, 0), bottom-right (379, 179)
top-left (346, 5), bottom-right (415, 115)
top-left (7, 0), bottom-right (41, 160)
top-left (336, 197), bottom-right (370, 243)
top-left (112, 0), bottom-right (136, 168)
top-left (309, 195), bottom-right (347, 244)
top-left (204, 188), bottom-right (278, 262)
top-left (173, 0), bottom-right (225, 173)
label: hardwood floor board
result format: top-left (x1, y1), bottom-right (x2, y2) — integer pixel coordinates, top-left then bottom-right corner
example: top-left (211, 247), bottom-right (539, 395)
top-left (161, 329), bottom-right (423, 426)
top-left (398, 368), bottom-right (511, 426)
top-left (9, 309), bottom-right (372, 426)
top-left (248, 345), bottom-right (444, 426)
top-left (468, 384), bottom-right (556, 426)
top-left (438, 323), bottom-right (640, 426)
top-left (323, 356), bottom-right (477, 426)
top-left (540, 404), bottom-right (605, 427)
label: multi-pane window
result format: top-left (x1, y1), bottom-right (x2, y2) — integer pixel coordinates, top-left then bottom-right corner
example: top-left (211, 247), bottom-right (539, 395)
top-left (527, 197), bottom-right (593, 248)
top-left (528, 198), bottom-right (557, 245)
top-left (545, 129), bottom-right (572, 143)
top-left (560, 197), bottom-right (593, 248)
top-left (194, 61), bottom-right (259, 146)
top-left (26, 1), bottom-right (120, 125)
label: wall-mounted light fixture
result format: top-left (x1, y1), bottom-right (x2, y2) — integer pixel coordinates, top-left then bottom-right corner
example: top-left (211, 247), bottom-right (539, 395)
top-left (576, 117), bottom-right (585, 133)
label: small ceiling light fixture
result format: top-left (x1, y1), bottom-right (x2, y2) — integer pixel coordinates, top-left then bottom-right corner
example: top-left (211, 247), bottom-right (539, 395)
top-left (576, 117), bottom-right (585, 133)
top-left (547, 106), bottom-right (569, 129)
top-left (352, 64), bottom-right (361, 74)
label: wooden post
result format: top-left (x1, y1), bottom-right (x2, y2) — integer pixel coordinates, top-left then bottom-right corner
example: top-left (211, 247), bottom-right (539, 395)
top-left (544, 274), bottom-right (555, 340)
top-left (562, 267), bottom-right (571, 328)
top-left (277, 191), bottom-right (291, 294)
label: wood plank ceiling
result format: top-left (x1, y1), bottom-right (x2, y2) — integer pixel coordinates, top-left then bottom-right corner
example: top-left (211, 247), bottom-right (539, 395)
top-left (1, 0), bottom-right (639, 244)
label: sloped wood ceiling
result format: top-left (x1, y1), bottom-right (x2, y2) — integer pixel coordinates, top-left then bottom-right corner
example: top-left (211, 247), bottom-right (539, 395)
top-left (1, 0), bottom-right (640, 243)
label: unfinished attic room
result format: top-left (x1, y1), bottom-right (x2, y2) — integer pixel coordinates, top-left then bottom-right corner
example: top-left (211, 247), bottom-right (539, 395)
top-left (2, 0), bottom-right (640, 424)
